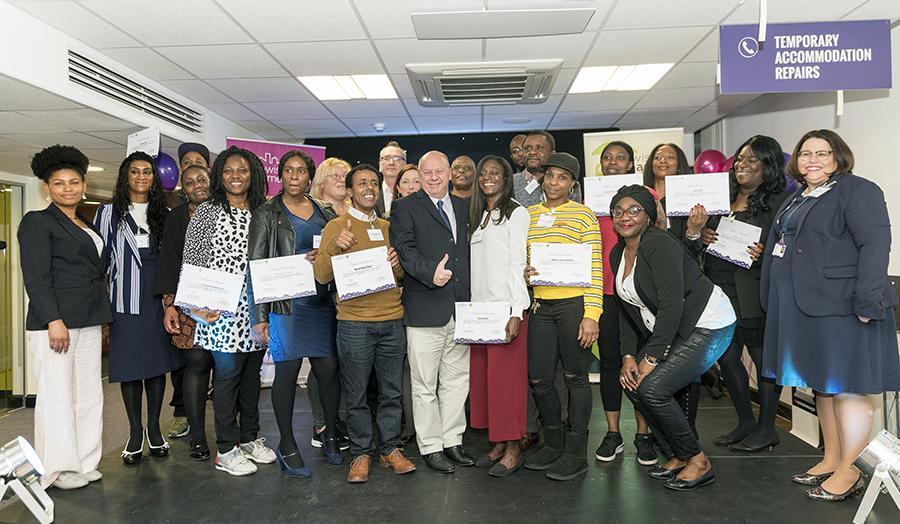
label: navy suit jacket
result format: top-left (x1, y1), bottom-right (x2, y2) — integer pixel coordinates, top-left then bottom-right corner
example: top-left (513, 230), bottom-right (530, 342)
top-left (760, 173), bottom-right (896, 320)
top-left (389, 189), bottom-right (471, 327)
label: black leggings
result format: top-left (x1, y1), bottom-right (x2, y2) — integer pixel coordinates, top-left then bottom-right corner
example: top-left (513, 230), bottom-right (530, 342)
top-left (718, 342), bottom-right (783, 445)
top-left (182, 348), bottom-right (214, 444)
top-left (597, 296), bottom-right (623, 413)
top-left (121, 374), bottom-right (167, 451)
top-left (271, 357), bottom-right (340, 456)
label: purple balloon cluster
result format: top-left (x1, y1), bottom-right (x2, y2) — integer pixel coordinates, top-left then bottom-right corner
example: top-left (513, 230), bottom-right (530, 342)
top-left (694, 149), bottom-right (798, 191)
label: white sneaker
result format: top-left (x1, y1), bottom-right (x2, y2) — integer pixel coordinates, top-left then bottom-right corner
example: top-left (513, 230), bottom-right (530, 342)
top-left (241, 437), bottom-right (276, 464)
top-left (215, 446), bottom-right (257, 476)
top-left (82, 470), bottom-right (102, 482)
top-left (52, 471), bottom-right (88, 490)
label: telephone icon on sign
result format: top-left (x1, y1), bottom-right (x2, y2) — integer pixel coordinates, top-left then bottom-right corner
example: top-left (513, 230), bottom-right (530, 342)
top-left (739, 37), bottom-right (759, 58)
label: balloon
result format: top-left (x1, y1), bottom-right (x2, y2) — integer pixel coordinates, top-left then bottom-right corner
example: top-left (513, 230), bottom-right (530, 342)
top-left (782, 152), bottom-right (791, 166)
top-left (781, 152), bottom-right (799, 191)
top-left (694, 150), bottom-right (727, 174)
top-left (722, 155), bottom-right (735, 173)
top-left (156, 152), bottom-right (179, 190)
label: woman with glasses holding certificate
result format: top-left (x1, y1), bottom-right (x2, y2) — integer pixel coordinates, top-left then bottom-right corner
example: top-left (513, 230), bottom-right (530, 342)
top-left (522, 153), bottom-right (602, 481)
top-left (760, 130), bottom-right (899, 501)
top-left (247, 149), bottom-right (343, 477)
top-left (610, 184), bottom-right (735, 492)
top-left (467, 155), bottom-right (530, 477)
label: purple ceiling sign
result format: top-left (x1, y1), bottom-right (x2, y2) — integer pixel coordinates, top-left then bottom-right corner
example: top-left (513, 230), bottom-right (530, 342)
top-left (719, 20), bottom-right (891, 94)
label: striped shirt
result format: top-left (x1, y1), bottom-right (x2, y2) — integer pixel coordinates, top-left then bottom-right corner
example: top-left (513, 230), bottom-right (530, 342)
top-left (526, 201), bottom-right (603, 321)
top-left (95, 204), bottom-right (144, 314)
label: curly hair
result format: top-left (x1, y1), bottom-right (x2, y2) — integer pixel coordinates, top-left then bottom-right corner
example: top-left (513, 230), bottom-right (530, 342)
top-left (110, 152), bottom-right (167, 248)
top-left (467, 155), bottom-right (519, 242)
top-left (643, 143), bottom-right (691, 186)
top-left (208, 146), bottom-right (269, 213)
top-left (31, 144), bottom-right (90, 182)
top-left (311, 157), bottom-right (349, 199)
top-left (730, 135), bottom-right (787, 218)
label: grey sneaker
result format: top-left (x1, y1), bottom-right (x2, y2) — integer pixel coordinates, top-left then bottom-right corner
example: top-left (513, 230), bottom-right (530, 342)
top-left (52, 471), bottom-right (88, 490)
top-left (594, 431), bottom-right (624, 462)
top-left (216, 446), bottom-right (257, 476)
top-left (240, 437), bottom-right (276, 464)
top-left (168, 416), bottom-right (190, 438)
top-left (634, 434), bottom-right (658, 466)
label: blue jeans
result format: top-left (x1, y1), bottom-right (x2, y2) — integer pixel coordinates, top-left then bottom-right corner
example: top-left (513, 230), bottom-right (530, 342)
top-left (336, 319), bottom-right (406, 458)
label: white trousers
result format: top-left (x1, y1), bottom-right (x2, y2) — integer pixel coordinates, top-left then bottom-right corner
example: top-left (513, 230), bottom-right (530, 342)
top-left (27, 326), bottom-right (103, 488)
top-left (407, 320), bottom-right (470, 455)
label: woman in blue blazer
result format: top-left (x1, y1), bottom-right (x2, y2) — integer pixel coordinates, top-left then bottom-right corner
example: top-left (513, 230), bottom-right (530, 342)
top-left (760, 129), bottom-right (900, 501)
top-left (19, 145), bottom-right (114, 490)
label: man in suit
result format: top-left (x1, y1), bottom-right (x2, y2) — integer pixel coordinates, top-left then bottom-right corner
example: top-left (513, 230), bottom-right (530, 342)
top-left (389, 150), bottom-right (475, 473)
top-left (375, 141), bottom-right (406, 217)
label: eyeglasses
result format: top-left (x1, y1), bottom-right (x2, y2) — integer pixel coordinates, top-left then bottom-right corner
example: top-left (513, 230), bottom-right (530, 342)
top-left (610, 206), bottom-right (644, 218)
top-left (797, 150), bottom-right (833, 161)
top-left (451, 165), bottom-right (474, 173)
top-left (380, 155), bottom-right (405, 164)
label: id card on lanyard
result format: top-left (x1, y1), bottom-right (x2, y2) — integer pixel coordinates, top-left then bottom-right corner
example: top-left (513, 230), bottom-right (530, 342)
top-left (772, 180), bottom-right (835, 257)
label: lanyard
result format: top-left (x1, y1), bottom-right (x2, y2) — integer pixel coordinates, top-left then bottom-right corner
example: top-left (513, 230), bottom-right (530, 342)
top-left (776, 195), bottom-right (810, 241)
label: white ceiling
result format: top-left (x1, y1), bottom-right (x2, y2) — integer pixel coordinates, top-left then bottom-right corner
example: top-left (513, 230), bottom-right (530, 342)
top-left (1, 0), bottom-right (899, 193)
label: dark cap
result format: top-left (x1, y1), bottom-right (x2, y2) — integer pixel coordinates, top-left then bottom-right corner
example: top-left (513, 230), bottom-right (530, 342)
top-left (178, 142), bottom-right (210, 164)
top-left (541, 152), bottom-right (580, 177)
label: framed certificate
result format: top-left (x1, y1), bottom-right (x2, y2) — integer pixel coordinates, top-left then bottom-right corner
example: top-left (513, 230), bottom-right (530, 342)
top-left (705, 217), bottom-right (762, 269)
top-left (584, 174), bottom-right (643, 216)
top-left (665, 172), bottom-right (730, 216)
top-left (331, 246), bottom-right (397, 301)
top-left (453, 302), bottom-right (509, 345)
top-left (249, 254), bottom-right (317, 304)
top-left (174, 264), bottom-right (244, 315)
top-left (529, 242), bottom-right (592, 288)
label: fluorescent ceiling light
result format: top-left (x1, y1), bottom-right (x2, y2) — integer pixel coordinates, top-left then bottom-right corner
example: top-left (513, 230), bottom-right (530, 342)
top-left (618, 63), bottom-right (674, 91)
top-left (298, 75), bottom-right (396, 101)
top-left (87, 166), bottom-right (103, 172)
top-left (602, 66), bottom-right (635, 91)
top-left (569, 66), bottom-right (617, 94)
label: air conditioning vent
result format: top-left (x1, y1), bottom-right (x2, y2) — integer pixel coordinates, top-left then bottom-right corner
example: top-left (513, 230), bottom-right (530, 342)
top-left (67, 50), bottom-right (204, 134)
top-left (407, 59), bottom-right (563, 107)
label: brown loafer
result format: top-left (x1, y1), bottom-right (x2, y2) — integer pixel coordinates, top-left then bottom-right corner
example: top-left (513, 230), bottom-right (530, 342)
top-left (379, 449), bottom-right (416, 474)
top-left (519, 432), bottom-right (540, 452)
top-left (348, 455), bottom-right (371, 483)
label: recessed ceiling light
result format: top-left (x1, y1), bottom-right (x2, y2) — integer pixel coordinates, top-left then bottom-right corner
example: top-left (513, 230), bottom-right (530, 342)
top-left (602, 66), bottom-right (635, 91)
top-left (83, 201), bottom-right (101, 205)
top-left (334, 76), bottom-right (365, 98)
top-left (569, 66), bottom-right (617, 94)
top-left (87, 166), bottom-right (103, 172)
top-left (351, 75), bottom-right (397, 99)
top-left (618, 63), bottom-right (674, 91)
top-left (568, 63), bottom-right (674, 93)
top-left (297, 76), bottom-right (350, 100)
top-left (297, 74), bottom-right (397, 101)
top-left (503, 118), bottom-right (532, 124)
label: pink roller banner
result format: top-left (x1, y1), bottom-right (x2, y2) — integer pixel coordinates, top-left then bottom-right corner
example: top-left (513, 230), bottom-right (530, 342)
top-left (226, 137), bottom-right (326, 197)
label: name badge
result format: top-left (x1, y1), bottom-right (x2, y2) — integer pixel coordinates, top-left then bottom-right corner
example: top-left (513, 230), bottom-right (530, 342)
top-left (537, 214), bottom-right (555, 228)
top-left (806, 185), bottom-right (833, 198)
top-left (135, 234), bottom-right (150, 249)
top-left (366, 229), bottom-right (384, 242)
top-left (772, 242), bottom-right (786, 258)
top-left (470, 228), bottom-right (484, 244)
top-left (525, 178), bottom-right (539, 194)
top-left (312, 235), bottom-right (321, 249)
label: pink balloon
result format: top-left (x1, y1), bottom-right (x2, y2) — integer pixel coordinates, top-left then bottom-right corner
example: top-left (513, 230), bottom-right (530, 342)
top-left (723, 155), bottom-right (735, 173)
top-left (694, 150), bottom-right (727, 174)
top-left (155, 152), bottom-right (179, 191)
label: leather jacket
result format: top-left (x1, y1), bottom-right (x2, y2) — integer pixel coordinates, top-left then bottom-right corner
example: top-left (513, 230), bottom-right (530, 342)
top-left (247, 193), bottom-right (337, 325)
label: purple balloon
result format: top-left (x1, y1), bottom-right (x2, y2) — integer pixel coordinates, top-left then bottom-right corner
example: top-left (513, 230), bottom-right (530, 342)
top-left (781, 152), bottom-right (799, 191)
top-left (694, 150), bottom-right (727, 174)
top-left (156, 152), bottom-right (179, 191)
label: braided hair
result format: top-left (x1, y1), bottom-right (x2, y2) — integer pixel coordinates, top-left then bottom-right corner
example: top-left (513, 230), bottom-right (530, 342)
top-left (207, 146), bottom-right (269, 213)
top-left (112, 151), bottom-right (167, 248)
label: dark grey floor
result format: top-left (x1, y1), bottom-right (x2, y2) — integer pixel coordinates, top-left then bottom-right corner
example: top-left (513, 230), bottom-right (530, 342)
top-left (1, 386), bottom-right (897, 524)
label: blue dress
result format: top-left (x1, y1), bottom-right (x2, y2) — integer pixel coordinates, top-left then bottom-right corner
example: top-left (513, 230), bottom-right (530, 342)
top-left (267, 203), bottom-right (338, 362)
top-left (761, 195), bottom-right (900, 394)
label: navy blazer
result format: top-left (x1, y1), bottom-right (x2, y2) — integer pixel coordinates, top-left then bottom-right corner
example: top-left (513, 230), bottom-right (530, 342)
top-left (761, 173), bottom-right (896, 320)
top-left (18, 204), bottom-right (113, 330)
top-left (610, 226), bottom-right (714, 361)
top-left (389, 189), bottom-right (471, 327)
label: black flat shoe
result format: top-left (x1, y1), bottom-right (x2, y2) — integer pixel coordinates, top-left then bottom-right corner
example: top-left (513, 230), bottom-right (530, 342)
top-left (489, 455), bottom-right (524, 477)
top-left (122, 437), bottom-right (143, 466)
top-left (443, 445), bottom-right (476, 467)
top-left (647, 465), bottom-right (684, 479)
top-left (664, 467), bottom-right (716, 491)
top-left (421, 451), bottom-right (455, 473)
top-left (147, 430), bottom-right (169, 458)
top-left (791, 471), bottom-right (834, 485)
top-left (712, 434), bottom-right (742, 446)
top-left (806, 476), bottom-right (864, 501)
top-left (728, 433), bottom-right (780, 453)
top-left (190, 440), bottom-right (211, 461)
top-left (475, 454), bottom-right (502, 468)
top-left (400, 432), bottom-right (416, 447)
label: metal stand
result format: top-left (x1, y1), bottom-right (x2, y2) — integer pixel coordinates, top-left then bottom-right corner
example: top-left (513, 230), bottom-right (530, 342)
top-left (853, 465), bottom-right (900, 524)
top-left (0, 477), bottom-right (54, 523)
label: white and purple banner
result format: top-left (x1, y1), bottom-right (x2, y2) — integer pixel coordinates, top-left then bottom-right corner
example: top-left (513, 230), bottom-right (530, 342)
top-left (226, 137), bottom-right (326, 197)
top-left (719, 20), bottom-right (892, 94)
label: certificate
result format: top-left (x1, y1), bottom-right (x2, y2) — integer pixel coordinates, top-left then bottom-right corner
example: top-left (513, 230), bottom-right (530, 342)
top-left (705, 217), bottom-right (762, 269)
top-left (584, 174), bottom-right (643, 216)
top-left (331, 246), bottom-right (396, 300)
top-left (249, 254), bottom-right (316, 304)
top-left (665, 172), bottom-right (730, 216)
top-left (453, 302), bottom-right (509, 345)
top-left (175, 264), bottom-right (244, 315)
top-left (529, 242), bottom-right (592, 287)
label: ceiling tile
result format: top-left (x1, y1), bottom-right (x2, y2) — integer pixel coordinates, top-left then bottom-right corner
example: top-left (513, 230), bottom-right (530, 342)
top-left (724, 0), bottom-right (873, 24)
top-left (79, 148), bottom-right (134, 165)
top-left (19, 109), bottom-right (136, 132)
top-left (0, 75), bottom-right (84, 111)
top-left (100, 47), bottom-right (194, 81)
top-left (841, 0), bottom-right (900, 21)
top-left (634, 87), bottom-right (719, 109)
top-left (617, 108), bottom-right (701, 126)
top-left (205, 78), bottom-right (315, 102)
top-left (557, 91), bottom-right (644, 112)
top-left (411, 115), bottom-right (481, 133)
top-left (156, 45), bottom-right (287, 79)
top-left (265, 41), bottom-right (384, 76)
top-left (354, 1), bottom-right (483, 39)
top-left (2, 132), bottom-right (124, 150)
top-left (84, 130), bottom-right (140, 146)
top-left (0, 136), bottom-right (41, 153)
top-left (10, 1), bottom-right (140, 48)
top-left (158, 80), bottom-right (233, 104)
top-left (483, 113), bottom-right (553, 130)
top-left (216, 0), bottom-right (367, 42)
top-left (321, 99), bottom-right (406, 119)
top-left (203, 102), bottom-right (262, 122)
top-left (682, 31), bottom-right (721, 63)
top-left (270, 119), bottom-right (353, 137)
top-left (485, 32), bottom-right (596, 68)
top-left (243, 101), bottom-right (334, 120)
top-left (605, 0), bottom-right (741, 29)
top-left (654, 61), bottom-right (718, 89)
top-left (0, 158), bottom-right (34, 177)
top-left (402, 100), bottom-right (482, 117)
top-left (483, 95), bottom-right (563, 114)
top-left (375, 39), bottom-right (483, 75)
top-left (585, 26), bottom-right (714, 65)
top-left (341, 116), bottom-right (418, 136)
top-left (550, 68), bottom-right (578, 95)
top-left (0, 112), bottom-right (72, 134)
top-left (80, 0), bottom-right (253, 46)
top-left (549, 110), bottom-right (624, 129)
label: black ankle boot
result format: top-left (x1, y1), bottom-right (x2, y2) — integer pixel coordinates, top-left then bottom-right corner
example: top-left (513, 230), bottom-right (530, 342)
top-left (524, 425), bottom-right (564, 471)
top-left (547, 430), bottom-right (589, 481)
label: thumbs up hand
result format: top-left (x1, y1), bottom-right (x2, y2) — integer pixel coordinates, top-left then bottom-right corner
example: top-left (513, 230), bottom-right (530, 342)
top-left (334, 219), bottom-right (357, 250)
top-left (433, 253), bottom-right (453, 287)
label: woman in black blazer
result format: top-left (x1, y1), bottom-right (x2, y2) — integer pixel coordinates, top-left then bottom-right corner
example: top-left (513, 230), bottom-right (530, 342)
top-left (691, 136), bottom-right (791, 452)
top-left (610, 185), bottom-right (735, 492)
top-left (760, 130), bottom-right (900, 501)
top-left (18, 145), bottom-right (113, 490)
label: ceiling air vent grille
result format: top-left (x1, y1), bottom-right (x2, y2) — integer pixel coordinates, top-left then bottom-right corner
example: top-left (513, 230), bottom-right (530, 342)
top-left (67, 50), bottom-right (204, 134)
top-left (407, 60), bottom-right (562, 107)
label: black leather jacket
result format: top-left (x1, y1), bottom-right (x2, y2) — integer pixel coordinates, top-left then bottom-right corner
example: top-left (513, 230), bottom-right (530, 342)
top-left (247, 193), bottom-right (337, 325)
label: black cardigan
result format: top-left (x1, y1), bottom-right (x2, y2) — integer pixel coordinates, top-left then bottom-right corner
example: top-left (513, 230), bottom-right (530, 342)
top-left (610, 226), bottom-right (714, 361)
top-left (154, 202), bottom-right (192, 297)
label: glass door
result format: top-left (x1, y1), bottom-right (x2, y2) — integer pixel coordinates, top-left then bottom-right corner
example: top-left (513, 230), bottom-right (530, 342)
top-left (0, 184), bottom-right (25, 414)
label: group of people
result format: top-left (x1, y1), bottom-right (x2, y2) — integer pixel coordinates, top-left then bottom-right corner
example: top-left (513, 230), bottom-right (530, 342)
top-left (19, 127), bottom-right (899, 501)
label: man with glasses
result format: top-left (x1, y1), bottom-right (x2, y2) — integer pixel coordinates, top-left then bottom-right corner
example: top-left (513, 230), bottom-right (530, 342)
top-left (376, 141), bottom-right (407, 217)
top-left (509, 134), bottom-right (527, 172)
top-left (450, 156), bottom-right (476, 199)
